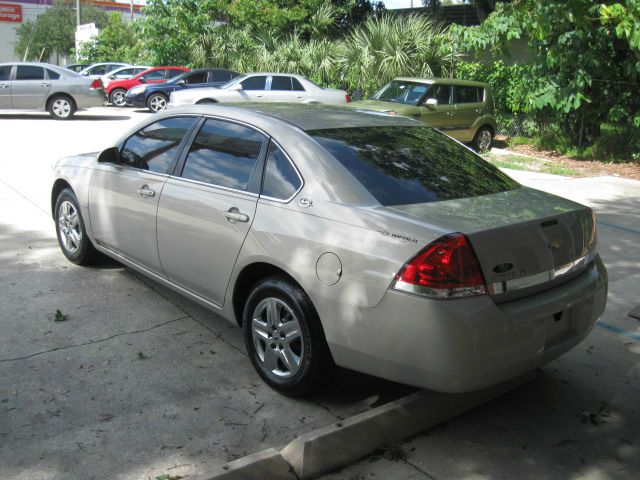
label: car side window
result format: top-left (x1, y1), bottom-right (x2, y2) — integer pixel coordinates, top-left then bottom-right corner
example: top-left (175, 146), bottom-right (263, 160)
top-left (262, 142), bottom-right (302, 201)
top-left (181, 118), bottom-right (265, 191)
top-left (211, 70), bottom-right (233, 82)
top-left (271, 76), bottom-right (293, 91)
top-left (427, 84), bottom-right (451, 105)
top-left (166, 69), bottom-right (183, 79)
top-left (291, 77), bottom-right (305, 92)
top-left (120, 117), bottom-right (198, 174)
top-left (16, 66), bottom-right (45, 80)
top-left (142, 70), bottom-right (165, 81)
top-left (46, 69), bottom-right (60, 80)
top-left (185, 72), bottom-right (207, 84)
top-left (0, 66), bottom-right (12, 80)
top-left (455, 86), bottom-right (483, 104)
top-left (240, 76), bottom-right (267, 91)
top-left (105, 65), bottom-right (121, 73)
top-left (90, 65), bottom-right (107, 75)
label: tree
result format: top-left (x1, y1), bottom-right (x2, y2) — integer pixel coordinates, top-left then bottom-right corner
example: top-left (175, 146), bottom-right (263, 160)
top-left (13, 0), bottom-right (108, 62)
top-left (76, 13), bottom-right (145, 64)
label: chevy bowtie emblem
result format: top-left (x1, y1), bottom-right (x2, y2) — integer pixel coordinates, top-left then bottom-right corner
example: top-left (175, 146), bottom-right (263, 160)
top-left (548, 239), bottom-right (562, 249)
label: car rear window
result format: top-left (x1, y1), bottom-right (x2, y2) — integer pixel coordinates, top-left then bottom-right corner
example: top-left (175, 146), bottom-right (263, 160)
top-left (309, 126), bottom-right (519, 206)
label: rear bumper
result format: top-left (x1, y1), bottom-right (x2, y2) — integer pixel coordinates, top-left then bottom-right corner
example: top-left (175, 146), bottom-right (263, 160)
top-left (75, 89), bottom-right (106, 109)
top-left (312, 254), bottom-right (607, 392)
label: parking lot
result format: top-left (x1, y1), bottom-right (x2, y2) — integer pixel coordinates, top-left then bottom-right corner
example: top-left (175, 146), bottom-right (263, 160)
top-left (1, 107), bottom-right (639, 480)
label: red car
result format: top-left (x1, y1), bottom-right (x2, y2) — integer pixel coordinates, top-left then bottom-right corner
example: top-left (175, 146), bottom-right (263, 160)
top-left (106, 66), bottom-right (189, 106)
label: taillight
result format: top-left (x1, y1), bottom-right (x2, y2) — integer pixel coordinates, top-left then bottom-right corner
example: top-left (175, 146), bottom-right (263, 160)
top-left (90, 79), bottom-right (101, 89)
top-left (345, 94), bottom-right (351, 103)
top-left (392, 233), bottom-right (486, 298)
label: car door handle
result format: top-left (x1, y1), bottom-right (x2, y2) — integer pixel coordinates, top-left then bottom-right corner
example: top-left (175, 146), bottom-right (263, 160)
top-left (0, 84), bottom-right (9, 89)
top-left (41, 83), bottom-right (51, 88)
top-left (223, 208), bottom-right (250, 223)
top-left (136, 187), bottom-right (156, 197)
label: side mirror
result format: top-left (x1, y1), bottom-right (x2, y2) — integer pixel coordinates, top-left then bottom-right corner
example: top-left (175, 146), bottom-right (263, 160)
top-left (424, 98), bottom-right (439, 109)
top-left (176, 79), bottom-right (186, 85)
top-left (138, 77), bottom-right (146, 84)
top-left (229, 83), bottom-right (243, 91)
top-left (97, 146), bottom-right (121, 164)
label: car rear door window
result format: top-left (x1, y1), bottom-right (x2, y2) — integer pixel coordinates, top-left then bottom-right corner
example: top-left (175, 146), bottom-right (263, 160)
top-left (166, 69), bottom-right (183, 79)
top-left (0, 66), bottom-right (12, 80)
top-left (427, 84), bottom-right (452, 104)
top-left (16, 66), bottom-right (45, 80)
top-left (455, 86), bottom-right (483, 103)
top-left (240, 76), bottom-right (267, 91)
top-left (270, 76), bottom-right (293, 91)
top-left (261, 142), bottom-right (302, 201)
top-left (291, 78), bottom-right (305, 91)
top-left (181, 118), bottom-right (265, 191)
top-left (309, 126), bottom-right (518, 206)
top-left (46, 69), bottom-right (60, 80)
top-left (120, 117), bottom-right (198, 174)
top-left (210, 70), bottom-right (235, 82)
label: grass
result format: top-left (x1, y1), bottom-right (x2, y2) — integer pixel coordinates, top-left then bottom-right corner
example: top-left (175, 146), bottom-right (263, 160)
top-left (484, 153), bottom-right (579, 176)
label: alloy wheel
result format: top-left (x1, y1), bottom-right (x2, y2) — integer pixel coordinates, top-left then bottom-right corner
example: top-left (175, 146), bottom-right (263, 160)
top-left (52, 99), bottom-right (72, 118)
top-left (251, 297), bottom-right (304, 379)
top-left (149, 95), bottom-right (167, 112)
top-left (57, 200), bottom-right (82, 254)
top-left (111, 90), bottom-right (126, 107)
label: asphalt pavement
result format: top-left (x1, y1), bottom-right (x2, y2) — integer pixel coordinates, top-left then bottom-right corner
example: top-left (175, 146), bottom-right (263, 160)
top-left (0, 108), bottom-right (638, 480)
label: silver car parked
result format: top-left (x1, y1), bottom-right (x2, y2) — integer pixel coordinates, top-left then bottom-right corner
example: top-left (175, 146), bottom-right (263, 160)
top-left (51, 104), bottom-right (607, 395)
top-left (0, 62), bottom-right (105, 119)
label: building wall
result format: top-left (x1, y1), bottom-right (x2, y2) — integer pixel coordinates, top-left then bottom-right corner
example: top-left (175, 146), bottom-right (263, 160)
top-left (0, 0), bottom-right (142, 65)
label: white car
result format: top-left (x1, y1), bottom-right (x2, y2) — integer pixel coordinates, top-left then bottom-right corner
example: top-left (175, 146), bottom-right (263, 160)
top-left (78, 62), bottom-right (130, 79)
top-left (100, 65), bottom-right (151, 90)
top-left (168, 73), bottom-right (350, 107)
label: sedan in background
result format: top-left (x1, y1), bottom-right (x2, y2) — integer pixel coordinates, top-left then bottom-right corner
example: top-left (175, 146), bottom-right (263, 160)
top-left (78, 62), bottom-right (130, 79)
top-left (0, 62), bottom-right (104, 119)
top-left (126, 68), bottom-right (240, 112)
top-left (168, 73), bottom-right (349, 107)
top-left (64, 64), bottom-right (90, 73)
top-left (100, 65), bottom-right (151, 90)
top-left (106, 66), bottom-right (189, 107)
top-left (51, 103), bottom-right (606, 396)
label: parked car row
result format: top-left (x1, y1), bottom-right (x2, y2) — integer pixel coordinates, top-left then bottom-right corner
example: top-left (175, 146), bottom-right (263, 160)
top-left (1, 61), bottom-right (498, 152)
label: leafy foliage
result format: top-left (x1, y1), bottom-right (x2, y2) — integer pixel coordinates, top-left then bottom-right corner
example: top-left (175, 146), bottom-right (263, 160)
top-left (76, 13), bottom-right (145, 64)
top-left (13, 0), bottom-right (108, 61)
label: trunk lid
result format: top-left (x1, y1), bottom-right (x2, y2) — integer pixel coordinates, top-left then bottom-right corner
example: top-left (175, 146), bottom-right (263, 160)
top-left (390, 187), bottom-right (597, 302)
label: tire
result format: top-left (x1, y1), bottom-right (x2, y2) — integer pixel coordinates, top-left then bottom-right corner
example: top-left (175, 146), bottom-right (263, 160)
top-left (471, 125), bottom-right (493, 153)
top-left (109, 88), bottom-right (127, 107)
top-left (243, 275), bottom-right (333, 396)
top-left (48, 95), bottom-right (76, 120)
top-left (147, 93), bottom-right (168, 112)
top-left (54, 188), bottom-right (100, 265)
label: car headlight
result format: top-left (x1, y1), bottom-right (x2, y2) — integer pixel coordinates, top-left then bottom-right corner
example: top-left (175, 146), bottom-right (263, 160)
top-left (129, 85), bottom-right (146, 95)
top-left (169, 92), bottom-right (175, 102)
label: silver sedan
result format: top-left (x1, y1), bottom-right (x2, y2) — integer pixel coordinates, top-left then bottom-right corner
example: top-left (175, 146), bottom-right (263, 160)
top-left (0, 62), bottom-right (105, 119)
top-left (50, 104), bottom-right (607, 395)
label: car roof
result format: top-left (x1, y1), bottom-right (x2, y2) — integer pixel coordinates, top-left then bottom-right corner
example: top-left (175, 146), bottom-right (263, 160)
top-left (394, 77), bottom-right (489, 88)
top-left (175, 103), bottom-right (422, 131)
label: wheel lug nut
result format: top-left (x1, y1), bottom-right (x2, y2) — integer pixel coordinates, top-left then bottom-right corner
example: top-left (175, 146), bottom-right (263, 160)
top-left (270, 343), bottom-right (276, 349)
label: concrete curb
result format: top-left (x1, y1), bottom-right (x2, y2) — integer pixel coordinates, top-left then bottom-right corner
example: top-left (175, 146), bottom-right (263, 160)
top-left (196, 372), bottom-right (536, 480)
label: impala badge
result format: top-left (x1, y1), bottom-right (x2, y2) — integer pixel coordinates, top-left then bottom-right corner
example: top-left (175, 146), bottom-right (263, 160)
top-left (548, 239), bottom-right (563, 249)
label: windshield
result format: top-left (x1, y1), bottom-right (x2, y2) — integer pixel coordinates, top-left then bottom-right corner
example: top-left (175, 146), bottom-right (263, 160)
top-left (309, 126), bottom-right (519, 206)
top-left (372, 80), bottom-right (431, 106)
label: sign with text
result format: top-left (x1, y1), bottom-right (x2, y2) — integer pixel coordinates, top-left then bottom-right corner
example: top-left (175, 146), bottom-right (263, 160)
top-left (0, 3), bottom-right (21, 23)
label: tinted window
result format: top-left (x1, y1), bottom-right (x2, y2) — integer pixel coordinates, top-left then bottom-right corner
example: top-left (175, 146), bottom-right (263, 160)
top-left (185, 72), bottom-right (207, 84)
top-left (88, 65), bottom-right (107, 75)
top-left (0, 66), bottom-right (12, 80)
top-left (142, 70), bottom-right (165, 81)
top-left (291, 77), bottom-right (305, 91)
top-left (426, 84), bottom-right (452, 104)
top-left (182, 119), bottom-right (265, 190)
top-left (271, 76), bottom-right (293, 91)
top-left (105, 64), bottom-right (122, 73)
top-left (46, 69), bottom-right (60, 80)
top-left (262, 143), bottom-right (301, 200)
top-left (16, 66), bottom-right (44, 80)
top-left (455, 86), bottom-right (483, 104)
top-left (120, 117), bottom-right (197, 174)
top-left (309, 126), bottom-right (519, 206)
top-left (211, 70), bottom-right (235, 82)
top-left (240, 76), bottom-right (267, 91)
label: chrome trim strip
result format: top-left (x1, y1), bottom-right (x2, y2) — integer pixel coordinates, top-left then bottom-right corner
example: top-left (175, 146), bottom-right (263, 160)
top-left (393, 280), bottom-right (486, 299)
top-left (166, 175), bottom-right (259, 197)
top-left (489, 250), bottom-right (596, 295)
